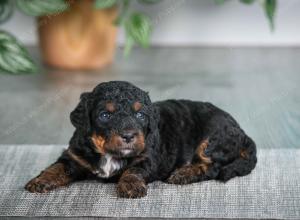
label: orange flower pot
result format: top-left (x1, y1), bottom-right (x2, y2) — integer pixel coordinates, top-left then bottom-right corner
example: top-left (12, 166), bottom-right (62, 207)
top-left (38, 0), bottom-right (118, 70)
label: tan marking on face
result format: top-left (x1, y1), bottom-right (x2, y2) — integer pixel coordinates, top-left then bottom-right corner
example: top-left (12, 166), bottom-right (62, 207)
top-left (135, 131), bottom-right (145, 153)
top-left (104, 131), bottom-right (145, 154)
top-left (106, 102), bottom-right (115, 112)
top-left (91, 134), bottom-right (106, 154)
top-left (106, 133), bottom-right (123, 152)
top-left (133, 102), bottom-right (142, 111)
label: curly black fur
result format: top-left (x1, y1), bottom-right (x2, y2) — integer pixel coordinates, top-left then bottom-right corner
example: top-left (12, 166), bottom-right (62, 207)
top-left (25, 81), bottom-right (257, 198)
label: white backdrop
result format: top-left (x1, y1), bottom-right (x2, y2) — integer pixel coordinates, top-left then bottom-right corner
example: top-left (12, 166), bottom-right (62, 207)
top-left (2, 0), bottom-right (300, 46)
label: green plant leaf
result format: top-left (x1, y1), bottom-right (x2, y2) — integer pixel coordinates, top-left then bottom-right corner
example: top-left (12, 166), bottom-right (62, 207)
top-left (263, 0), bottom-right (276, 30)
top-left (240, 0), bottom-right (255, 4)
top-left (125, 13), bottom-right (152, 48)
top-left (0, 0), bottom-right (14, 24)
top-left (137, 0), bottom-right (161, 4)
top-left (0, 31), bottom-right (37, 74)
top-left (124, 35), bottom-right (135, 57)
top-left (94, 0), bottom-right (118, 9)
top-left (214, 0), bottom-right (225, 4)
top-left (16, 0), bottom-right (69, 17)
top-left (114, 0), bottom-right (131, 26)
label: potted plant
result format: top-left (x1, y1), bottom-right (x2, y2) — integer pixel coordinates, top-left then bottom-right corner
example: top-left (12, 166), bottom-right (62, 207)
top-left (0, 0), bottom-right (276, 74)
top-left (37, 0), bottom-right (119, 70)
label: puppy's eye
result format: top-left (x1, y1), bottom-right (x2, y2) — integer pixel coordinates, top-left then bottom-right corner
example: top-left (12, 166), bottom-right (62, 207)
top-left (99, 111), bottom-right (111, 122)
top-left (135, 111), bottom-right (145, 120)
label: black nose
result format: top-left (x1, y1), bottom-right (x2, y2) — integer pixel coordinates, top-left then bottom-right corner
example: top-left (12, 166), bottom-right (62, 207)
top-left (121, 132), bottom-right (136, 143)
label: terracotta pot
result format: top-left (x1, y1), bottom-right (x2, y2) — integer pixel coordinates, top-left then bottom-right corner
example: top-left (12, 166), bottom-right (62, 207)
top-left (38, 0), bottom-right (118, 70)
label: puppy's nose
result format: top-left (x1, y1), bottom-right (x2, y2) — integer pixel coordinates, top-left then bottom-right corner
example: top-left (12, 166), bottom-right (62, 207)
top-left (121, 132), bottom-right (136, 143)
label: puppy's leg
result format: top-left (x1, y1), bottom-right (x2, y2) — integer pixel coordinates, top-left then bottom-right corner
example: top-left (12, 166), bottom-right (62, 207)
top-left (167, 135), bottom-right (257, 184)
top-left (25, 162), bottom-right (72, 193)
top-left (167, 139), bottom-right (218, 184)
top-left (25, 150), bottom-right (86, 193)
top-left (167, 164), bottom-right (220, 184)
top-left (217, 138), bottom-right (257, 181)
top-left (117, 168), bottom-right (148, 198)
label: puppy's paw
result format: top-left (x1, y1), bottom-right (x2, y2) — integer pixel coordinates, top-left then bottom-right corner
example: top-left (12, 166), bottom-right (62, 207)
top-left (117, 174), bottom-right (147, 198)
top-left (25, 163), bottom-right (71, 193)
top-left (167, 167), bottom-right (196, 185)
top-left (25, 176), bottom-right (59, 193)
top-left (167, 173), bottom-right (189, 185)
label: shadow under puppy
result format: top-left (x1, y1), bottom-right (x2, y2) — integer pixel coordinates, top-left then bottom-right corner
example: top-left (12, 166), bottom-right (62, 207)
top-left (25, 81), bottom-right (257, 198)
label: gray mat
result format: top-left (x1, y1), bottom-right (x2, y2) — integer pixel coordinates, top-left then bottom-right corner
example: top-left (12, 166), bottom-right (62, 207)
top-left (0, 145), bottom-right (299, 219)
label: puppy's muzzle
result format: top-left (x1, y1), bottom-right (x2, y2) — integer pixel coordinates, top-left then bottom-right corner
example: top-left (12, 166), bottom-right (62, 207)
top-left (120, 130), bottom-right (138, 144)
top-left (105, 130), bottom-right (145, 157)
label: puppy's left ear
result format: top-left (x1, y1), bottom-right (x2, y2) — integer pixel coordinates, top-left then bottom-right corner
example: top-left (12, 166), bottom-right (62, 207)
top-left (148, 105), bottom-right (160, 135)
top-left (70, 92), bottom-right (93, 135)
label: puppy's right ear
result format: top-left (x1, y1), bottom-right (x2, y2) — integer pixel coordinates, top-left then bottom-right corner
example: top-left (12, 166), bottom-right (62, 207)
top-left (70, 92), bottom-right (93, 135)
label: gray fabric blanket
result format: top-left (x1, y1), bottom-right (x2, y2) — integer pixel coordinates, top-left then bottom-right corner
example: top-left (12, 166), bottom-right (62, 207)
top-left (0, 145), bottom-right (299, 219)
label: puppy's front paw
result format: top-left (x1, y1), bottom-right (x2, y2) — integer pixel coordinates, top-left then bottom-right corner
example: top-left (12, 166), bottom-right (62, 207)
top-left (25, 163), bottom-right (71, 193)
top-left (117, 174), bottom-right (147, 198)
top-left (25, 176), bottom-right (59, 193)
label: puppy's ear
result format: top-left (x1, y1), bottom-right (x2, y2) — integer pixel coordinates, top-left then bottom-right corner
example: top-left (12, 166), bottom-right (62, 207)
top-left (145, 104), bottom-right (160, 148)
top-left (148, 105), bottom-right (160, 135)
top-left (70, 92), bottom-right (93, 135)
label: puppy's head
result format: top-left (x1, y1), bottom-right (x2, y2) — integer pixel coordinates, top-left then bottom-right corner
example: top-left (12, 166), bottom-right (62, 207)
top-left (70, 81), bottom-right (159, 158)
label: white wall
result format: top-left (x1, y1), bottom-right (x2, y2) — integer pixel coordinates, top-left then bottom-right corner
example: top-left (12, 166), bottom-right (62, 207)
top-left (2, 0), bottom-right (300, 46)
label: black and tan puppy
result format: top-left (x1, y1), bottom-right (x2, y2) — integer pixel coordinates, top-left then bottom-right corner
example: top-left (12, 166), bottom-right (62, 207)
top-left (25, 81), bottom-right (257, 198)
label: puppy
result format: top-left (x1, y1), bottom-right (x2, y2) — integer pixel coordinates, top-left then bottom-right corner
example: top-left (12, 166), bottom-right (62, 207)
top-left (25, 81), bottom-right (257, 198)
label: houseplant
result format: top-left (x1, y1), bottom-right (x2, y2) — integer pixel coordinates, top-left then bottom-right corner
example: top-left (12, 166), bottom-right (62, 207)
top-left (0, 0), bottom-right (276, 74)
top-left (37, 1), bottom-right (119, 70)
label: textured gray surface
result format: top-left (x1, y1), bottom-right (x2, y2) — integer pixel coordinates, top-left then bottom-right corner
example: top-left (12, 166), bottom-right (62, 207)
top-left (0, 47), bottom-right (300, 148)
top-left (0, 145), bottom-right (299, 219)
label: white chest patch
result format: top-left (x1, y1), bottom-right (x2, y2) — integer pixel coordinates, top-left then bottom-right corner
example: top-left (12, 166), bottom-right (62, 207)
top-left (96, 154), bottom-right (124, 178)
